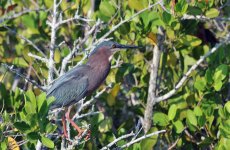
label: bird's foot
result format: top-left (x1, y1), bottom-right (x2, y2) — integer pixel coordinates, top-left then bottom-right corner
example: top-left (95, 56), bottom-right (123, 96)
top-left (76, 128), bottom-right (91, 140)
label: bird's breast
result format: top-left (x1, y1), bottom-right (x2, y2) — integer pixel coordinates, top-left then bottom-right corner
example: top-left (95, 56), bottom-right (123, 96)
top-left (87, 62), bottom-right (111, 93)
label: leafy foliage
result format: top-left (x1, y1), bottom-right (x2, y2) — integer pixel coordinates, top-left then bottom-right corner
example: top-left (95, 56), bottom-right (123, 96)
top-left (0, 0), bottom-right (229, 149)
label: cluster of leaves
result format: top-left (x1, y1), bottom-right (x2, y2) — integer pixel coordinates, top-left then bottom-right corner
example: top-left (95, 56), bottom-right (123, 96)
top-left (0, 85), bottom-right (55, 149)
top-left (0, 0), bottom-right (229, 149)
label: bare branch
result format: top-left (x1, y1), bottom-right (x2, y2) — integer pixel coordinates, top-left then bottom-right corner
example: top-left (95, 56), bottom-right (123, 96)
top-left (2, 64), bottom-right (46, 91)
top-left (97, 0), bottom-right (163, 44)
top-left (120, 130), bottom-right (166, 148)
top-left (0, 8), bottom-right (42, 23)
top-left (143, 27), bottom-right (164, 133)
top-left (155, 42), bottom-right (226, 103)
top-left (28, 53), bottom-right (48, 63)
top-left (4, 26), bottom-right (46, 57)
top-left (74, 111), bottom-right (100, 120)
top-left (100, 132), bottom-right (135, 150)
top-left (47, 0), bottom-right (58, 84)
top-left (182, 14), bottom-right (210, 21)
top-left (81, 85), bottom-right (111, 109)
top-left (56, 15), bottom-right (93, 28)
top-left (60, 20), bottom-right (102, 75)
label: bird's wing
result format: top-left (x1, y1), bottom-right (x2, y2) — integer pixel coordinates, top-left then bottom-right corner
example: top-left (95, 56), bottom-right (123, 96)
top-left (47, 65), bottom-right (89, 109)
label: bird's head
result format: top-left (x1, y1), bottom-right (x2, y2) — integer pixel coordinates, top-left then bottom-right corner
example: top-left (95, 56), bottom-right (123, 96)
top-left (89, 41), bottom-right (140, 59)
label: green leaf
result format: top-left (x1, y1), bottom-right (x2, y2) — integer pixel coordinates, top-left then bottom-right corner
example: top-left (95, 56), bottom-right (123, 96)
top-left (187, 109), bottom-right (197, 126)
top-left (225, 102), bottom-right (230, 114)
top-left (45, 122), bottom-right (57, 133)
top-left (205, 8), bottom-right (220, 18)
top-left (188, 6), bottom-right (202, 15)
top-left (0, 139), bottom-right (7, 150)
top-left (99, 0), bottom-right (115, 17)
top-left (37, 92), bottom-right (46, 113)
top-left (180, 35), bottom-right (202, 47)
top-left (194, 76), bottom-right (206, 91)
top-left (194, 106), bottom-right (203, 116)
top-left (219, 108), bottom-right (226, 119)
top-left (27, 132), bottom-right (40, 141)
top-left (175, 0), bottom-right (188, 14)
top-left (173, 120), bottom-right (184, 134)
top-left (153, 112), bottom-right (169, 126)
top-left (140, 127), bottom-right (158, 149)
top-left (198, 114), bottom-right (206, 127)
top-left (26, 90), bottom-right (36, 106)
top-left (41, 136), bottom-right (54, 148)
top-left (47, 96), bottom-right (55, 107)
top-left (14, 122), bottom-right (31, 133)
top-left (168, 104), bottom-right (177, 120)
top-left (128, 0), bottom-right (148, 11)
top-left (107, 84), bottom-right (120, 106)
top-left (99, 117), bottom-right (112, 133)
top-left (213, 80), bottom-right (223, 91)
top-left (24, 90), bottom-right (37, 114)
top-left (205, 68), bottom-right (213, 84)
top-left (22, 14), bottom-right (36, 28)
top-left (214, 64), bottom-right (228, 81)
top-left (162, 11), bottom-right (172, 25)
top-left (13, 57), bottom-right (29, 67)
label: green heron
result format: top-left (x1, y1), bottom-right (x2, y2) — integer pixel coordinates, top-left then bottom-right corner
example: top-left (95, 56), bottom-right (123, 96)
top-left (47, 41), bottom-right (139, 138)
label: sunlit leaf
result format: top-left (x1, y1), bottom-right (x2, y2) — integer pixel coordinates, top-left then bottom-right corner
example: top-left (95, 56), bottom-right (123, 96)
top-left (187, 109), bottom-right (197, 126)
top-left (99, 117), bottom-right (113, 133)
top-left (13, 57), bottom-right (29, 67)
top-left (194, 106), bottom-right (202, 116)
top-left (205, 8), bottom-right (219, 18)
top-left (168, 104), bottom-right (177, 120)
top-left (173, 120), bottom-right (184, 134)
top-left (41, 136), bottom-right (54, 148)
top-left (194, 76), bottom-right (206, 91)
top-left (140, 127), bottom-right (158, 149)
top-left (153, 112), bottom-right (169, 126)
top-left (180, 35), bottom-right (202, 47)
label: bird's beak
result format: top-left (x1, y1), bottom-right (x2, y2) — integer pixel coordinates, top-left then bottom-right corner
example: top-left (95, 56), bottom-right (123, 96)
top-left (116, 43), bottom-right (140, 49)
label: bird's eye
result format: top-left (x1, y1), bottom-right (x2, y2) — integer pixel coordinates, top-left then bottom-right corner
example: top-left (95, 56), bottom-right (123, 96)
top-left (112, 44), bottom-right (116, 48)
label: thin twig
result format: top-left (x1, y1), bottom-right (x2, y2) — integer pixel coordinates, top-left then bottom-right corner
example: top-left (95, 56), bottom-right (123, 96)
top-left (60, 20), bottom-right (102, 75)
top-left (47, 0), bottom-right (58, 84)
top-left (0, 8), bottom-right (43, 23)
top-left (74, 111), bottom-right (100, 120)
top-left (4, 26), bottom-right (46, 57)
top-left (56, 16), bottom-right (93, 28)
top-left (143, 27), bottom-right (164, 133)
top-left (100, 132), bottom-right (135, 150)
top-left (155, 42), bottom-right (227, 103)
top-left (97, 0), bottom-right (163, 44)
top-left (81, 85), bottom-right (111, 109)
top-left (2, 64), bottom-right (46, 91)
top-left (28, 53), bottom-right (48, 63)
top-left (120, 130), bottom-right (166, 148)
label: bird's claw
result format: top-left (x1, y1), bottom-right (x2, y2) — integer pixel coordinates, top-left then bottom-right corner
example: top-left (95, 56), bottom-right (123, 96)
top-left (77, 129), bottom-right (91, 140)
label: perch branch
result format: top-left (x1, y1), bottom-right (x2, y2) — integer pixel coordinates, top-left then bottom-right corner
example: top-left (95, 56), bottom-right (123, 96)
top-left (4, 26), bottom-right (46, 57)
top-left (47, 0), bottom-right (58, 84)
top-left (143, 27), bottom-right (164, 133)
top-left (155, 42), bottom-right (226, 103)
top-left (120, 130), bottom-right (166, 148)
top-left (2, 64), bottom-right (46, 91)
top-left (100, 132), bottom-right (135, 150)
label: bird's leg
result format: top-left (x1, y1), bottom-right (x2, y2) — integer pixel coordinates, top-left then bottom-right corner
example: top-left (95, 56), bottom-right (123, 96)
top-left (62, 115), bottom-right (68, 138)
top-left (65, 106), bottom-right (84, 136)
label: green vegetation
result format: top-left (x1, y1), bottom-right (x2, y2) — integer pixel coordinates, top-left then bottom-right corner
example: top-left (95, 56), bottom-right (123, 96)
top-left (0, 0), bottom-right (229, 149)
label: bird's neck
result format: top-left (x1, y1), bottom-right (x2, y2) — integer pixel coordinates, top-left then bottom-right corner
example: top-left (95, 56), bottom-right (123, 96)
top-left (86, 51), bottom-right (111, 93)
top-left (87, 49), bottom-right (111, 68)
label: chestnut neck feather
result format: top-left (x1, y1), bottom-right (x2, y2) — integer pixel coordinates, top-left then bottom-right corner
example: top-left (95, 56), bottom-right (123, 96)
top-left (86, 47), bottom-right (111, 93)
